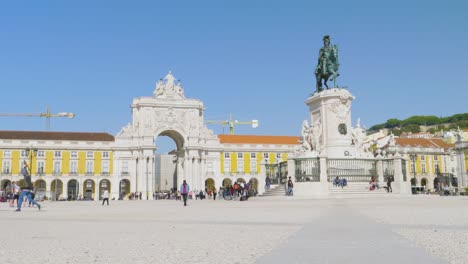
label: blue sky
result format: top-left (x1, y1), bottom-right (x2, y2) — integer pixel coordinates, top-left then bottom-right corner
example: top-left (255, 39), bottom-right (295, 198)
top-left (1, 1), bottom-right (467, 152)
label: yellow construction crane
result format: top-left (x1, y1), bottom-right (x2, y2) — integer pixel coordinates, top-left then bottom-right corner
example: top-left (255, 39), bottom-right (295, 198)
top-left (0, 106), bottom-right (75, 130)
top-left (206, 114), bottom-right (258, 135)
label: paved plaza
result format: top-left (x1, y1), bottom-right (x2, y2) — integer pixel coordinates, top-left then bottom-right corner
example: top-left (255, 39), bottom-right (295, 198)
top-left (1, 196), bottom-right (467, 264)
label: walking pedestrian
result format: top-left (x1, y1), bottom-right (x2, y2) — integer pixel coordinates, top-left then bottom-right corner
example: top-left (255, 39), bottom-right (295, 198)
top-left (102, 188), bottom-right (109, 206)
top-left (179, 180), bottom-right (190, 206)
top-left (287, 177), bottom-right (294, 196)
top-left (15, 161), bottom-right (41, 212)
top-left (386, 176), bottom-right (393, 193)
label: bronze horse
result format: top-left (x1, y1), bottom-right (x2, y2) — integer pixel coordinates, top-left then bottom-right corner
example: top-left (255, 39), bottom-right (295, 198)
top-left (315, 45), bottom-right (340, 92)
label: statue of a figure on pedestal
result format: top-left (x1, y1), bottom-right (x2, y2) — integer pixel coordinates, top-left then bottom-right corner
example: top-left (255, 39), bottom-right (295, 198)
top-left (315, 35), bottom-right (340, 92)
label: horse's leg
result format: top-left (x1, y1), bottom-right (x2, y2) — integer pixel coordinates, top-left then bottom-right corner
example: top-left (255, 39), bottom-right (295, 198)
top-left (324, 76), bottom-right (329, 89)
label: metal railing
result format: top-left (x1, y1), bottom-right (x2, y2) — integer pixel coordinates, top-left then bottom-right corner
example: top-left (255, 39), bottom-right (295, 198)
top-left (53, 172), bottom-right (62, 176)
top-left (327, 159), bottom-right (377, 182)
top-left (1, 171), bottom-right (11, 176)
top-left (382, 159), bottom-right (394, 182)
top-left (69, 172), bottom-right (78, 176)
top-left (101, 172), bottom-right (110, 176)
top-left (121, 171), bottom-right (129, 176)
top-left (85, 171), bottom-right (94, 176)
top-left (295, 158), bottom-right (320, 182)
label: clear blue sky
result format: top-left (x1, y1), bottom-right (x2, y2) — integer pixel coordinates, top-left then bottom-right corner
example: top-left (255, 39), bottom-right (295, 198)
top-left (1, 1), bottom-right (467, 144)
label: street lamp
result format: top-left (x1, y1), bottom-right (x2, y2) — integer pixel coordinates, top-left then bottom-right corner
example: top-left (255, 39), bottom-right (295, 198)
top-left (409, 153), bottom-right (417, 194)
top-left (25, 147), bottom-right (38, 177)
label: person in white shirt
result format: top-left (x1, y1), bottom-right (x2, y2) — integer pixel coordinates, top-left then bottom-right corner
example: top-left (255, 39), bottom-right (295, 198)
top-left (102, 189), bottom-right (109, 206)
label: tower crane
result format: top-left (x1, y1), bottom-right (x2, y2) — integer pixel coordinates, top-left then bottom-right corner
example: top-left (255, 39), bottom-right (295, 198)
top-left (0, 106), bottom-right (75, 131)
top-left (206, 114), bottom-right (258, 135)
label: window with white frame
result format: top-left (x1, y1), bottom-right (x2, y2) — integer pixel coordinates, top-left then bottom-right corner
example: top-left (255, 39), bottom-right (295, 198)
top-left (224, 152), bottom-right (230, 159)
top-left (250, 160), bottom-right (257, 173)
top-left (37, 150), bottom-right (44, 157)
top-left (102, 160), bottom-right (109, 173)
top-left (435, 164), bottom-right (440, 174)
top-left (86, 160), bottom-right (94, 174)
top-left (21, 150), bottom-right (27, 158)
top-left (122, 161), bottom-right (129, 173)
top-left (410, 162), bottom-right (415, 173)
top-left (71, 151), bottom-right (77, 158)
top-left (87, 151), bottom-right (94, 158)
top-left (276, 153), bottom-right (281, 159)
top-left (4, 150), bottom-right (11, 158)
top-left (53, 161), bottom-right (61, 173)
top-left (250, 153), bottom-right (256, 159)
top-left (37, 161), bottom-right (45, 174)
top-left (434, 155), bottom-right (438, 161)
top-left (54, 151), bottom-right (62, 158)
top-left (2, 160), bottom-right (11, 173)
top-left (237, 159), bottom-right (244, 173)
top-left (421, 163), bottom-right (426, 174)
top-left (421, 155), bottom-right (425, 161)
top-left (102, 151), bottom-right (109, 158)
top-left (263, 153), bottom-right (269, 159)
top-left (224, 160), bottom-right (231, 173)
top-left (70, 160), bottom-right (78, 174)
top-left (237, 153), bottom-right (243, 159)
top-left (207, 161), bottom-right (213, 172)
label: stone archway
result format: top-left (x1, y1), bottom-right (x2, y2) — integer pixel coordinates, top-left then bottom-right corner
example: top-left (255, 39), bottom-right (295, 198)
top-left (421, 178), bottom-right (428, 187)
top-left (205, 178), bottom-right (215, 192)
top-left (236, 178), bottom-right (246, 184)
top-left (34, 179), bottom-right (47, 200)
top-left (119, 179), bottom-right (131, 199)
top-left (67, 179), bottom-right (79, 200)
top-left (222, 178), bottom-right (232, 187)
top-left (410, 178), bottom-right (418, 186)
top-left (51, 179), bottom-right (63, 200)
top-left (115, 72), bottom-right (220, 196)
top-left (249, 177), bottom-right (259, 191)
top-left (83, 179), bottom-right (95, 200)
top-left (99, 179), bottom-right (111, 200)
top-left (1, 179), bottom-right (11, 194)
top-left (154, 129), bottom-right (185, 192)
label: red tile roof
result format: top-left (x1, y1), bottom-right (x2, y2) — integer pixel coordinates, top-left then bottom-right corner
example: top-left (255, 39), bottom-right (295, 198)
top-left (0, 131), bottom-right (114, 141)
top-left (395, 138), bottom-right (453, 148)
top-left (218, 134), bottom-right (300, 145)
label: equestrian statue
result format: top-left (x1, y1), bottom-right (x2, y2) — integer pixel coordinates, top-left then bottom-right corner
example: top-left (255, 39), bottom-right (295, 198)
top-left (315, 35), bottom-right (340, 92)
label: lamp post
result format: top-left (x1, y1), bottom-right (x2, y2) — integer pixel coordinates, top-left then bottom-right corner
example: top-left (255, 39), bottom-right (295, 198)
top-left (409, 153), bottom-right (417, 194)
top-left (25, 147), bottom-right (38, 177)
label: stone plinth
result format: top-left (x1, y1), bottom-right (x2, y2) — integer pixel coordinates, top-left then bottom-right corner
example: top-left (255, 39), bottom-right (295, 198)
top-left (305, 88), bottom-right (355, 158)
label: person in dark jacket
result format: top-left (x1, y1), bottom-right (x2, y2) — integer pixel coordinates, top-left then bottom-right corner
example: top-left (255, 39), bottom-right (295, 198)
top-left (16, 161), bottom-right (41, 212)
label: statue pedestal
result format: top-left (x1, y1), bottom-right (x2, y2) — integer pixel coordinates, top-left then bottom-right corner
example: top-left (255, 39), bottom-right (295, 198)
top-left (305, 88), bottom-right (356, 158)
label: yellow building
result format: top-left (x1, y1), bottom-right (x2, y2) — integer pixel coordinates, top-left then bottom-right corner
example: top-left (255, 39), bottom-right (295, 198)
top-left (0, 131), bottom-right (114, 200)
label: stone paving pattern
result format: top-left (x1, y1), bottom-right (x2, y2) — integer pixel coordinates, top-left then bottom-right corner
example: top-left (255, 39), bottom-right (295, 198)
top-left (1, 196), bottom-right (467, 264)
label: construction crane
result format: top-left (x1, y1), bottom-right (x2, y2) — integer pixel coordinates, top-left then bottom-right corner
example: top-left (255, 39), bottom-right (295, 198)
top-left (206, 114), bottom-right (258, 135)
top-left (0, 106), bottom-right (75, 131)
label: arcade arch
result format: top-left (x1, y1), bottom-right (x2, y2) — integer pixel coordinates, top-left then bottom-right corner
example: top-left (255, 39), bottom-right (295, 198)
top-left (83, 179), bottom-right (95, 200)
top-left (205, 178), bottom-right (215, 192)
top-left (99, 179), bottom-right (111, 200)
top-left (67, 179), bottom-right (79, 200)
top-left (35, 179), bottom-right (47, 200)
top-left (154, 130), bottom-right (185, 192)
top-left (51, 179), bottom-right (63, 200)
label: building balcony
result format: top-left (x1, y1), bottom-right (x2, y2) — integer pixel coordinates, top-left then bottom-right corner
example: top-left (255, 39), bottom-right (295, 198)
top-left (101, 172), bottom-right (110, 176)
top-left (1, 171), bottom-right (11, 176)
top-left (53, 172), bottom-right (62, 176)
top-left (35, 172), bottom-right (45, 176)
top-left (121, 171), bottom-right (129, 176)
top-left (85, 171), bottom-right (94, 176)
top-left (69, 172), bottom-right (78, 176)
